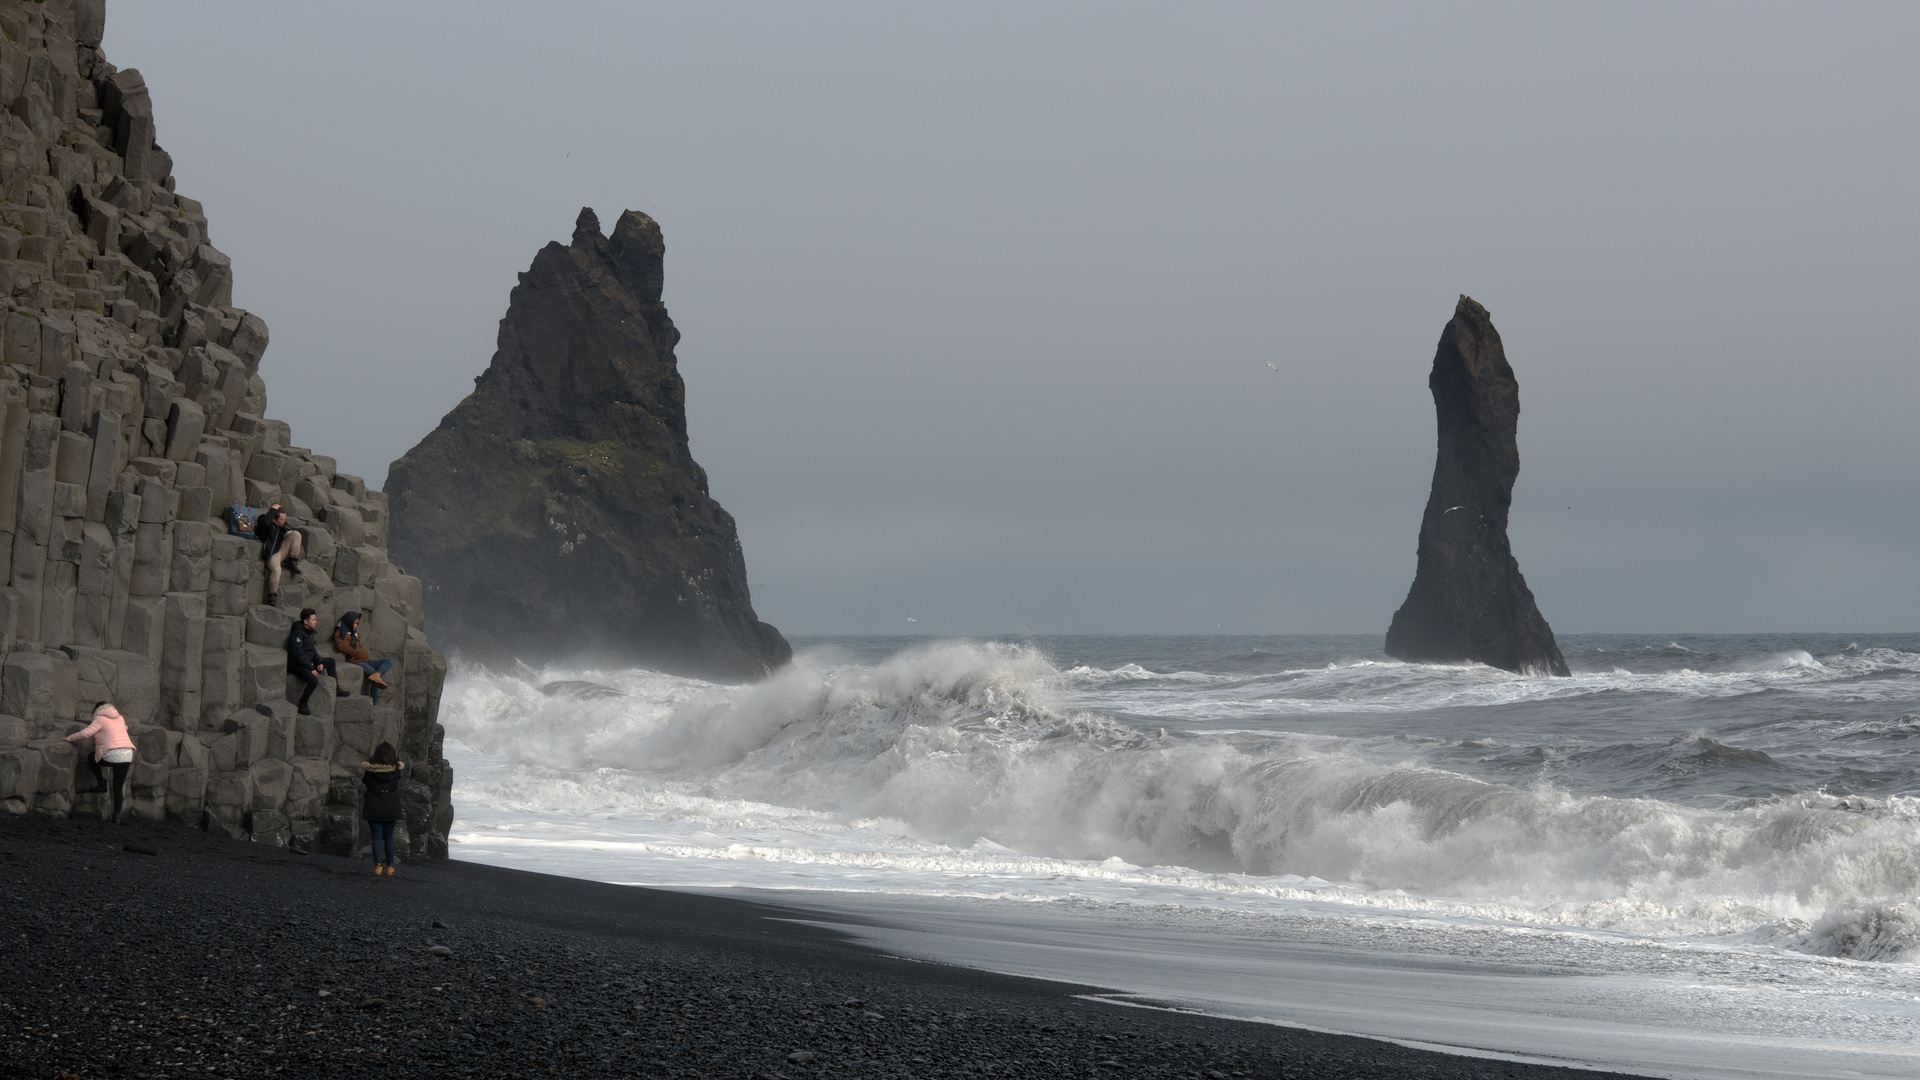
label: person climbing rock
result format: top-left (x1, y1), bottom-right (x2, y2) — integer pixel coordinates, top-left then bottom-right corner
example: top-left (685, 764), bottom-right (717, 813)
top-left (332, 611), bottom-right (393, 704)
top-left (254, 505), bottom-right (303, 606)
top-left (287, 608), bottom-right (349, 716)
top-left (361, 741), bottom-right (407, 875)
top-left (64, 702), bottom-right (136, 824)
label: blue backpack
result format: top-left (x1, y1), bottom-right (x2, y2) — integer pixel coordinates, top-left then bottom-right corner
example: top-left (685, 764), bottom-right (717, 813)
top-left (226, 503), bottom-right (264, 540)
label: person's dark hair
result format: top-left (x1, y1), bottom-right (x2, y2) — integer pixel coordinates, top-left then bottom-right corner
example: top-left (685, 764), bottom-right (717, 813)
top-left (93, 701), bottom-right (111, 713)
top-left (270, 508), bottom-right (287, 522)
top-left (299, 608), bottom-right (317, 621)
top-left (371, 742), bottom-right (399, 767)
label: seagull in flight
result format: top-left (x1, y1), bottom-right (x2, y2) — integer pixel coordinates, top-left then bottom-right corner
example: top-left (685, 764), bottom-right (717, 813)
top-left (1265, 362), bottom-right (1278, 372)
top-left (1443, 505), bottom-right (1466, 514)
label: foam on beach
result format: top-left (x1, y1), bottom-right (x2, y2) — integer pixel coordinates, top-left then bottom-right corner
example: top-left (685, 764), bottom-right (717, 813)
top-left (438, 635), bottom-right (1920, 1078)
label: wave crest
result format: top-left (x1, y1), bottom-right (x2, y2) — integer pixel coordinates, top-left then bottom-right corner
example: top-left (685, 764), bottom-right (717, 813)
top-left (442, 642), bottom-right (1920, 953)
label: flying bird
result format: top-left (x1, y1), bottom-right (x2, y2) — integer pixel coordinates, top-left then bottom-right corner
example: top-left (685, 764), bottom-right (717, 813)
top-left (1265, 362), bottom-right (1278, 372)
top-left (1443, 505), bottom-right (1466, 514)
top-left (907, 617), bottom-right (917, 623)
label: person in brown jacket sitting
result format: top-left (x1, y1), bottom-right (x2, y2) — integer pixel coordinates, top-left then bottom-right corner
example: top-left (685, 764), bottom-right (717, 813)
top-left (332, 611), bottom-right (392, 704)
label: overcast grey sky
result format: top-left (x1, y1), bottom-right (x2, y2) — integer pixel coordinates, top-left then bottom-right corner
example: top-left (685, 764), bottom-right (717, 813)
top-left (107, 2), bottom-right (1918, 635)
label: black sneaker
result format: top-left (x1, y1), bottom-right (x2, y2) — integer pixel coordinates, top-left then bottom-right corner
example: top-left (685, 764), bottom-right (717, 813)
top-left (297, 704), bottom-right (311, 716)
top-left (285, 557), bottom-right (303, 578)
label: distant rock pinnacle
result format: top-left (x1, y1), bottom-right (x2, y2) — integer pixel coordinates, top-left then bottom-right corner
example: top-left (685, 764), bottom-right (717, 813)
top-left (1385, 296), bottom-right (1569, 676)
top-left (388, 207), bottom-right (790, 681)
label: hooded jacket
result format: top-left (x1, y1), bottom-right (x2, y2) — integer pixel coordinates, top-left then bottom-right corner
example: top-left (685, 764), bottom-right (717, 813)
top-left (361, 761), bottom-right (406, 822)
top-left (333, 612), bottom-right (371, 664)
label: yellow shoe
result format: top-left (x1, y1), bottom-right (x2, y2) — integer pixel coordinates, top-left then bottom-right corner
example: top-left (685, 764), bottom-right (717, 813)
top-left (374, 864), bottom-right (383, 876)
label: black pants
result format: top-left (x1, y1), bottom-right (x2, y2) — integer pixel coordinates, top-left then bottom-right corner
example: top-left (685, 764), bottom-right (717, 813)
top-left (87, 758), bottom-right (131, 818)
top-left (292, 658), bottom-right (338, 709)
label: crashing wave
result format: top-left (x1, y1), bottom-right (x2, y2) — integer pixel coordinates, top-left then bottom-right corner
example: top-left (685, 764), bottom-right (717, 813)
top-left (443, 641), bottom-right (1920, 957)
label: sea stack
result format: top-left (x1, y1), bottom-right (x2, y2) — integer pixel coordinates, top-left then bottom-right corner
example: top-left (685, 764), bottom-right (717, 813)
top-left (1385, 296), bottom-right (1569, 676)
top-left (388, 208), bottom-right (790, 681)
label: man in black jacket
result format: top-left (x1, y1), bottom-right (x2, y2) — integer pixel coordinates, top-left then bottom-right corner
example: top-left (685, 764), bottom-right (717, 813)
top-left (254, 506), bottom-right (303, 605)
top-left (287, 608), bottom-right (347, 715)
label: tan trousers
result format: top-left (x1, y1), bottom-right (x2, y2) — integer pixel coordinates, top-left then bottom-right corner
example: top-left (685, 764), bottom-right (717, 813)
top-left (266, 529), bottom-right (304, 594)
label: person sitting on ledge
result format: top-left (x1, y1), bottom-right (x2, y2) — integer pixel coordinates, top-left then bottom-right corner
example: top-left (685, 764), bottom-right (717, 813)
top-left (287, 607), bottom-right (349, 716)
top-left (253, 505), bottom-right (302, 605)
top-left (63, 701), bottom-right (136, 825)
top-left (332, 611), bottom-right (392, 704)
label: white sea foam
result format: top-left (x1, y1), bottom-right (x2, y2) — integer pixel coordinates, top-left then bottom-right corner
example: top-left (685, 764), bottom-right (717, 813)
top-left (443, 641), bottom-right (1920, 962)
top-left (1066, 647), bottom-right (1920, 725)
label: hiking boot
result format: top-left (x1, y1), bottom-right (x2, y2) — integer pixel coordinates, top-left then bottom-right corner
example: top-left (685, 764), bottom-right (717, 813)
top-left (285, 557), bottom-right (302, 577)
top-left (265, 591), bottom-right (279, 606)
top-left (336, 687), bottom-right (350, 697)
top-left (367, 673), bottom-right (388, 689)
top-left (296, 703), bottom-right (311, 716)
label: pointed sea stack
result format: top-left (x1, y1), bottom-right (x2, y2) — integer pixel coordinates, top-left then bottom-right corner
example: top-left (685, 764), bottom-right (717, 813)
top-left (1385, 296), bottom-right (1569, 676)
top-left (387, 208), bottom-right (790, 681)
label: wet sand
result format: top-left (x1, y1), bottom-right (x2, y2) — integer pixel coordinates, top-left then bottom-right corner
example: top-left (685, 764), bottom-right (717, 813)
top-left (0, 814), bottom-right (1652, 1080)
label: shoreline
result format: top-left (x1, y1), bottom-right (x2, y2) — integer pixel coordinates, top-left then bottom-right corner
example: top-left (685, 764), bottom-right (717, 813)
top-left (2, 813), bottom-right (1655, 1080)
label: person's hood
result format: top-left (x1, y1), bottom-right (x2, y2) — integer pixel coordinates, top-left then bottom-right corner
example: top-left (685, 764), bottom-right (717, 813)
top-left (334, 611), bottom-right (361, 638)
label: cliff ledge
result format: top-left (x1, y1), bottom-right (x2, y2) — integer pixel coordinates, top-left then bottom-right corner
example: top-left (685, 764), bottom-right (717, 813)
top-left (0, 0), bottom-right (454, 856)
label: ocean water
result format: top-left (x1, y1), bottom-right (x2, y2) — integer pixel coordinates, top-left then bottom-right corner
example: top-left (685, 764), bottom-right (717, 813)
top-left (441, 634), bottom-right (1920, 1078)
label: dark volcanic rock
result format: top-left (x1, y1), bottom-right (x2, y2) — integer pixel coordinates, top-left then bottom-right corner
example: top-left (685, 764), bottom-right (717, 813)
top-left (388, 208), bottom-right (789, 681)
top-left (2, 813), bottom-right (1658, 1080)
top-left (0, 0), bottom-right (450, 859)
top-left (1385, 296), bottom-right (1569, 676)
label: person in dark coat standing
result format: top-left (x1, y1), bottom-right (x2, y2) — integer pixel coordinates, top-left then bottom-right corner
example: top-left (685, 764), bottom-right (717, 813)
top-left (362, 741), bottom-right (406, 876)
top-left (286, 608), bottom-right (347, 716)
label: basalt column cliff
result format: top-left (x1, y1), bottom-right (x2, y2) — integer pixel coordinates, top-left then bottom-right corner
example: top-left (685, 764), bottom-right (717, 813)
top-left (0, 0), bottom-right (453, 855)
top-left (1385, 296), bottom-right (1569, 676)
top-left (388, 208), bottom-right (790, 681)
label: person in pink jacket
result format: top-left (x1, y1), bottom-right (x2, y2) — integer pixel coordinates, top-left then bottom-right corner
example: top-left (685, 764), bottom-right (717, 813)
top-left (64, 702), bottom-right (137, 824)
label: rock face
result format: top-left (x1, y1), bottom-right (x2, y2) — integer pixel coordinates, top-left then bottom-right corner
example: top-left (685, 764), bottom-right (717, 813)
top-left (388, 208), bottom-right (789, 681)
top-left (1385, 296), bottom-right (1569, 676)
top-left (0, 0), bottom-right (454, 858)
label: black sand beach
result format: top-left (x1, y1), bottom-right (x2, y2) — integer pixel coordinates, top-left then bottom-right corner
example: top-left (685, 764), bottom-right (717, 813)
top-left (1, 816), bottom-right (1653, 1080)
